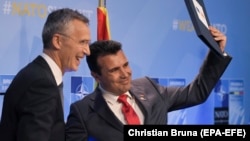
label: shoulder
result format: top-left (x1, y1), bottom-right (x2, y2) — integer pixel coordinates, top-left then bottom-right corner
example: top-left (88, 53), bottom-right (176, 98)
top-left (17, 56), bottom-right (50, 78)
top-left (11, 57), bottom-right (56, 89)
top-left (131, 76), bottom-right (161, 94)
top-left (132, 76), bottom-right (158, 86)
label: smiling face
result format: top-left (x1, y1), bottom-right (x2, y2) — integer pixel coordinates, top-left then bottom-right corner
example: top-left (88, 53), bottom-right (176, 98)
top-left (92, 50), bottom-right (132, 95)
top-left (58, 19), bottom-right (91, 73)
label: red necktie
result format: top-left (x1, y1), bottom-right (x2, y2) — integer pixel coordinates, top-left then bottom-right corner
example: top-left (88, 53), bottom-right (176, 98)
top-left (118, 94), bottom-right (140, 125)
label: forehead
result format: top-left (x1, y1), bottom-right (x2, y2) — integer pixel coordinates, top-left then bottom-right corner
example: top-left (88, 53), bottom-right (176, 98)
top-left (97, 50), bottom-right (127, 69)
top-left (66, 20), bottom-right (90, 34)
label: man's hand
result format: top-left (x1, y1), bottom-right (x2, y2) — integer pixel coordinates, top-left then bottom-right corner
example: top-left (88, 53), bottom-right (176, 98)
top-left (209, 26), bottom-right (226, 52)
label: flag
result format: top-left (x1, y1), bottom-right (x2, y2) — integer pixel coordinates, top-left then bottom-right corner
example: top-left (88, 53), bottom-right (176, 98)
top-left (94, 0), bottom-right (111, 88)
top-left (97, 0), bottom-right (111, 40)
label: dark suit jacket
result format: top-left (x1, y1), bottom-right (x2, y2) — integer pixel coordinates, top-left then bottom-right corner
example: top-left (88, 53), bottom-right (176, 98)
top-left (65, 51), bottom-right (232, 141)
top-left (0, 56), bottom-right (65, 141)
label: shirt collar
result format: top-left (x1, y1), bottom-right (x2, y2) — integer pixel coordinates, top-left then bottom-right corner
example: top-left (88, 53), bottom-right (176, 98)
top-left (99, 85), bottom-right (132, 105)
top-left (40, 53), bottom-right (63, 85)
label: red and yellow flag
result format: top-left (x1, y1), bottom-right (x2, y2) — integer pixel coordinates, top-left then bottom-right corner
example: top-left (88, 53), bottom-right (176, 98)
top-left (97, 0), bottom-right (111, 40)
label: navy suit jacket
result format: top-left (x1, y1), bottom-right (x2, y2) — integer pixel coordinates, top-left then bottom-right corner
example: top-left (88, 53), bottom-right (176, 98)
top-left (0, 56), bottom-right (65, 141)
top-left (65, 51), bottom-right (232, 141)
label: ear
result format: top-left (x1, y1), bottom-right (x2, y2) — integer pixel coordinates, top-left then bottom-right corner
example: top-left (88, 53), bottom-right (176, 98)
top-left (52, 34), bottom-right (61, 50)
top-left (91, 71), bottom-right (100, 83)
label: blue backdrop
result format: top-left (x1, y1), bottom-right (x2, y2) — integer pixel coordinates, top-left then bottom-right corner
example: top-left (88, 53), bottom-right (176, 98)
top-left (0, 0), bottom-right (249, 124)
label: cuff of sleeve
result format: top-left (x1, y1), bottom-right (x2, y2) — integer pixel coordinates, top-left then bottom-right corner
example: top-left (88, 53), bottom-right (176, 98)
top-left (223, 52), bottom-right (228, 56)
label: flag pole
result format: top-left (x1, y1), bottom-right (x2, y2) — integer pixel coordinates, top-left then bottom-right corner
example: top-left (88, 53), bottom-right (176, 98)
top-left (99, 0), bottom-right (106, 7)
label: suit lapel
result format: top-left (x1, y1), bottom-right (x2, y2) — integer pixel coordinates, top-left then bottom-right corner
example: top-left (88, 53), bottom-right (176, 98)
top-left (130, 85), bottom-right (151, 124)
top-left (33, 56), bottom-right (63, 115)
top-left (89, 89), bottom-right (124, 132)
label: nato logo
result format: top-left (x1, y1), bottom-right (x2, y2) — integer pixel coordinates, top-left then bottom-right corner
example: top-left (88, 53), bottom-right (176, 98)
top-left (214, 80), bottom-right (229, 107)
top-left (71, 76), bottom-right (95, 103)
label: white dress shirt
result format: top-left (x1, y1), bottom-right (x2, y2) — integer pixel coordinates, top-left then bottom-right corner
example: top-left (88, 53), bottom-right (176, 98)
top-left (100, 85), bottom-right (144, 124)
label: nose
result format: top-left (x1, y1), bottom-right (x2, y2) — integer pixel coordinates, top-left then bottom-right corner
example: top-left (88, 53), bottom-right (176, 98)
top-left (83, 45), bottom-right (90, 56)
top-left (120, 67), bottom-right (129, 78)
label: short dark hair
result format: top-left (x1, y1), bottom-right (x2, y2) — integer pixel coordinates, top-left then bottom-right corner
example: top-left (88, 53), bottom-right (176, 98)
top-left (42, 8), bottom-right (89, 48)
top-left (86, 40), bottom-right (122, 75)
